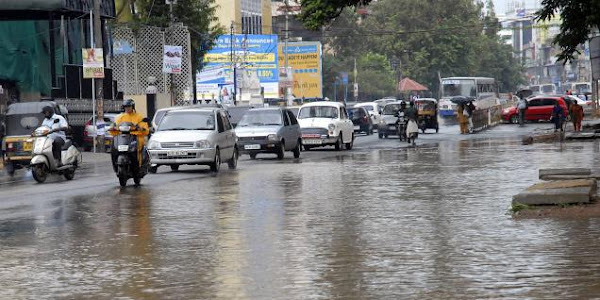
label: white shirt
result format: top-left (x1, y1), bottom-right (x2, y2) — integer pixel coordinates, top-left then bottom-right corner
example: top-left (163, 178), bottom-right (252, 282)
top-left (41, 114), bottom-right (68, 140)
top-left (96, 119), bottom-right (107, 137)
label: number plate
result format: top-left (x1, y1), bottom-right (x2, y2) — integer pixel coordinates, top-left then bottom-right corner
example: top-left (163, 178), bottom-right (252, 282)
top-left (244, 144), bottom-right (261, 150)
top-left (303, 139), bottom-right (322, 145)
top-left (167, 150), bottom-right (187, 156)
top-left (388, 125), bottom-right (396, 130)
top-left (23, 142), bottom-right (33, 151)
top-left (118, 145), bottom-right (129, 152)
top-left (353, 126), bottom-right (360, 130)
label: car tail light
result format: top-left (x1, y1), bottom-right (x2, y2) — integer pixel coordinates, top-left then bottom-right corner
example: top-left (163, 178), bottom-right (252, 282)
top-left (83, 119), bottom-right (91, 137)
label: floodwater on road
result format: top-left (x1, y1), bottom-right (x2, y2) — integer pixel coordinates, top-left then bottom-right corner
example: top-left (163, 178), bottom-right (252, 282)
top-left (2, 137), bottom-right (600, 299)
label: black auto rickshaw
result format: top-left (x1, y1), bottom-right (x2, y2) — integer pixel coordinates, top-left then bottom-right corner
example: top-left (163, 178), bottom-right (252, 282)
top-left (2, 101), bottom-right (68, 176)
top-left (415, 98), bottom-right (439, 133)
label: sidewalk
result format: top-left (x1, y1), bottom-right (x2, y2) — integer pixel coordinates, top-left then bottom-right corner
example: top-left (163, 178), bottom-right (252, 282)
top-left (0, 151), bottom-right (111, 175)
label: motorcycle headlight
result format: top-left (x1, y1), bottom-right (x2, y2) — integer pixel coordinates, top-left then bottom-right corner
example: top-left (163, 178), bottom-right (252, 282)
top-left (148, 140), bottom-right (161, 150)
top-left (194, 140), bottom-right (211, 149)
top-left (267, 134), bottom-right (279, 141)
top-left (328, 124), bottom-right (336, 131)
top-left (118, 124), bottom-right (131, 132)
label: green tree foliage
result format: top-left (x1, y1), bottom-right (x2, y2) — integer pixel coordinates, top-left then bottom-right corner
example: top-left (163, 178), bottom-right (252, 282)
top-left (320, 0), bottom-right (524, 96)
top-left (129, 0), bottom-right (225, 73)
top-left (299, 0), bottom-right (373, 30)
top-left (536, 0), bottom-right (600, 62)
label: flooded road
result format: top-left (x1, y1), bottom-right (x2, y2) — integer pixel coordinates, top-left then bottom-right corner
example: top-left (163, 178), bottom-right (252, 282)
top-left (2, 124), bottom-right (600, 299)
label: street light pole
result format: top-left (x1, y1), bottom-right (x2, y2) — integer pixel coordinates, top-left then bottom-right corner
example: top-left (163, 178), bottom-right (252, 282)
top-left (284, 0), bottom-right (291, 106)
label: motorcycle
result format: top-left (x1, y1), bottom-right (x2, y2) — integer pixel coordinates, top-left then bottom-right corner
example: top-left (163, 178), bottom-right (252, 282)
top-left (30, 125), bottom-right (81, 183)
top-left (110, 121), bottom-right (149, 187)
top-left (395, 111), bottom-right (407, 141)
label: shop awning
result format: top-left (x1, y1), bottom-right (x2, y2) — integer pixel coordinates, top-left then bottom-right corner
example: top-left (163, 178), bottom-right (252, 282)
top-left (0, 0), bottom-right (116, 19)
top-left (398, 77), bottom-right (428, 92)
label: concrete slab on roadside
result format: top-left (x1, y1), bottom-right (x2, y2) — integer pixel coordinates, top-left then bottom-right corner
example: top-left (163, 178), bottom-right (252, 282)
top-left (565, 132), bottom-right (598, 140)
top-left (513, 179), bottom-right (597, 205)
top-left (538, 168), bottom-right (600, 181)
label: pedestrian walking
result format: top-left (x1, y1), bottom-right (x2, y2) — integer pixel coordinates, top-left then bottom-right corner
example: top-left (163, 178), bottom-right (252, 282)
top-left (517, 96), bottom-right (528, 126)
top-left (551, 102), bottom-right (565, 132)
top-left (466, 101), bottom-right (476, 133)
top-left (570, 101), bottom-right (584, 132)
top-left (458, 104), bottom-right (469, 134)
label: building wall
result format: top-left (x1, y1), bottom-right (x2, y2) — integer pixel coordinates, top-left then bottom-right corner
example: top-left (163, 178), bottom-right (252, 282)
top-left (214, 0), bottom-right (271, 34)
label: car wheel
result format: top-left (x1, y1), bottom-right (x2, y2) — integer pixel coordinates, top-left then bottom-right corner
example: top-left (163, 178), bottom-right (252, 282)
top-left (335, 134), bottom-right (342, 151)
top-left (149, 166), bottom-right (158, 174)
top-left (303, 145), bottom-right (311, 151)
top-left (378, 133), bottom-right (383, 139)
top-left (510, 115), bottom-right (518, 124)
top-left (170, 164), bottom-right (179, 172)
top-left (228, 147), bottom-right (238, 169)
top-left (249, 153), bottom-right (257, 159)
top-left (293, 140), bottom-right (301, 158)
top-left (345, 133), bottom-right (354, 150)
top-left (5, 162), bottom-right (15, 176)
top-left (210, 148), bottom-right (221, 173)
top-left (133, 176), bottom-right (141, 186)
top-left (277, 142), bottom-right (285, 159)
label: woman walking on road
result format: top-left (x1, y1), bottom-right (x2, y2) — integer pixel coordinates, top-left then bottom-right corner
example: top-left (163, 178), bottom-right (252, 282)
top-left (570, 101), bottom-right (584, 132)
top-left (457, 104), bottom-right (469, 134)
top-left (552, 102), bottom-right (565, 132)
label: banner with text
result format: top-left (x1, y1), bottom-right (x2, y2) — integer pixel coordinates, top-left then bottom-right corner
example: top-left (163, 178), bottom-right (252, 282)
top-left (278, 42), bottom-right (323, 99)
top-left (163, 45), bottom-right (183, 74)
top-left (82, 48), bottom-right (104, 78)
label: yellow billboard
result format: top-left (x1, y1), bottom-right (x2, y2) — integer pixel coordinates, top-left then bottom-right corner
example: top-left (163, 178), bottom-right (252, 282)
top-left (278, 42), bottom-right (322, 98)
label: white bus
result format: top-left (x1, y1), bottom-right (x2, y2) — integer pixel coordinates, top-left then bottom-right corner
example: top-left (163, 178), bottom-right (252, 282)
top-left (562, 82), bottom-right (591, 95)
top-left (528, 84), bottom-right (556, 95)
top-left (439, 77), bottom-right (500, 116)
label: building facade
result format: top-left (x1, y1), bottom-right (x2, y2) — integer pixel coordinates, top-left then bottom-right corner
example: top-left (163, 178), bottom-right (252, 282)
top-left (215, 0), bottom-right (272, 34)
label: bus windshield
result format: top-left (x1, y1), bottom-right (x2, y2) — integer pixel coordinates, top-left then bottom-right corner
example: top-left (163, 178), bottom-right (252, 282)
top-left (442, 79), bottom-right (476, 98)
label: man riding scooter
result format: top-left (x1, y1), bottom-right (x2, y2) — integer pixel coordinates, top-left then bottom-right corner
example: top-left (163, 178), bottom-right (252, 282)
top-left (111, 99), bottom-right (149, 168)
top-left (41, 106), bottom-right (69, 166)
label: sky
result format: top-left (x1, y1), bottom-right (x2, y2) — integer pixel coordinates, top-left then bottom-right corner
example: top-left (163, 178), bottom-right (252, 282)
top-left (492, 0), bottom-right (541, 15)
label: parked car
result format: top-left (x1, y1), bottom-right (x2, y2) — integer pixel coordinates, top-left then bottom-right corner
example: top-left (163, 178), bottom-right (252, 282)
top-left (502, 96), bottom-right (569, 124)
top-left (235, 108), bottom-right (301, 159)
top-left (83, 113), bottom-right (118, 151)
top-left (297, 102), bottom-right (354, 151)
top-left (378, 102), bottom-right (404, 138)
top-left (354, 102), bottom-right (381, 129)
top-left (374, 98), bottom-right (396, 114)
top-left (147, 107), bottom-right (238, 173)
top-left (347, 106), bottom-right (374, 135)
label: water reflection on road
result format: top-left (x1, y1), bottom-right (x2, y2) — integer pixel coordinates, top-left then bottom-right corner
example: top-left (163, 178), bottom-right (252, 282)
top-left (3, 138), bottom-right (600, 298)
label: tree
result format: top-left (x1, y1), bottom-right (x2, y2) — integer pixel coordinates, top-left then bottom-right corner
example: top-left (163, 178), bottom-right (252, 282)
top-left (299, 0), bottom-right (373, 30)
top-left (536, 0), bottom-right (600, 62)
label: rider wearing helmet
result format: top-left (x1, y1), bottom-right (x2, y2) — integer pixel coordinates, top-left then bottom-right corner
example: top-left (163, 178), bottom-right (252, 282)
top-left (41, 105), bottom-right (69, 166)
top-left (112, 99), bottom-right (149, 166)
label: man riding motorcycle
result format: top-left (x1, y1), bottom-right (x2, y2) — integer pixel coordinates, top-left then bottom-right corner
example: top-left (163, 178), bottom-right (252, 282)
top-left (41, 106), bottom-right (69, 166)
top-left (110, 99), bottom-right (149, 166)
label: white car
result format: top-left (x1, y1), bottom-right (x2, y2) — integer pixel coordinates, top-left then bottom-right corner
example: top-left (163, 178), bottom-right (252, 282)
top-left (297, 102), bottom-right (354, 151)
top-left (147, 107), bottom-right (238, 173)
top-left (354, 102), bottom-right (381, 129)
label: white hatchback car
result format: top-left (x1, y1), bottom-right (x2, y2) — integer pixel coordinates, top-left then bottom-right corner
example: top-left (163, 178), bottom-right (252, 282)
top-left (297, 102), bottom-right (354, 151)
top-left (354, 102), bottom-right (381, 129)
top-left (147, 107), bottom-right (238, 173)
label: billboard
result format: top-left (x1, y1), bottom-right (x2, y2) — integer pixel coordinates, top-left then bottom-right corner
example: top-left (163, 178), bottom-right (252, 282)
top-left (278, 42), bottom-right (323, 98)
top-left (82, 48), bottom-right (104, 79)
top-left (197, 34), bottom-right (279, 99)
top-left (163, 45), bottom-right (183, 74)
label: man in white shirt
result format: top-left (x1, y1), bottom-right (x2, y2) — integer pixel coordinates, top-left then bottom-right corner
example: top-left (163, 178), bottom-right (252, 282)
top-left (95, 116), bottom-right (107, 152)
top-left (41, 106), bottom-right (68, 165)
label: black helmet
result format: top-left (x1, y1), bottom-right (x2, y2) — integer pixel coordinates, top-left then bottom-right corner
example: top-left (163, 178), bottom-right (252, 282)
top-left (400, 101), bottom-right (407, 106)
top-left (41, 106), bottom-right (54, 115)
top-left (122, 99), bottom-right (135, 110)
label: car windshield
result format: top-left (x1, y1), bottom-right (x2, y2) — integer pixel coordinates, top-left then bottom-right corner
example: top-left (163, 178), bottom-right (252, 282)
top-left (238, 110), bottom-right (282, 126)
top-left (298, 106), bottom-right (339, 119)
top-left (382, 104), bottom-right (402, 115)
top-left (158, 111), bottom-right (215, 131)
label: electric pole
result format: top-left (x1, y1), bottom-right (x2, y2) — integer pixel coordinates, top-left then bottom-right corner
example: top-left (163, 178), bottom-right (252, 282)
top-left (231, 22), bottom-right (237, 106)
top-left (284, 0), bottom-right (291, 106)
top-left (168, 0), bottom-right (175, 105)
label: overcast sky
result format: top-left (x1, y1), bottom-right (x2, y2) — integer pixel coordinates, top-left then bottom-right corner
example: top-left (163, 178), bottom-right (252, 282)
top-left (492, 0), bottom-right (541, 15)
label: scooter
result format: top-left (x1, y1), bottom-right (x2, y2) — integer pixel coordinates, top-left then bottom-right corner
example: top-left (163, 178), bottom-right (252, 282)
top-left (110, 121), bottom-right (149, 187)
top-left (395, 111), bottom-right (407, 141)
top-left (30, 125), bottom-right (81, 183)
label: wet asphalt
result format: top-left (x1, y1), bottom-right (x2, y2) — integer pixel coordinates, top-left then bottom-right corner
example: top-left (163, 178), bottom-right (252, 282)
top-left (2, 120), bottom-right (600, 299)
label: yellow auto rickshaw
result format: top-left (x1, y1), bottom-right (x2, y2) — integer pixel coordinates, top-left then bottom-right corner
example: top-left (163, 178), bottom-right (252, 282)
top-left (415, 98), bottom-right (439, 133)
top-left (2, 101), bottom-right (68, 176)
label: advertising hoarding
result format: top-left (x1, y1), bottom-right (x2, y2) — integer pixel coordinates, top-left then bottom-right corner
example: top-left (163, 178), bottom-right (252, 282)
top-left (82, 48), bottom-right (104, 79)
top-left (278, 42), bottom-right (323, 98)
top-left (197, 34), bottom-right (279, 100)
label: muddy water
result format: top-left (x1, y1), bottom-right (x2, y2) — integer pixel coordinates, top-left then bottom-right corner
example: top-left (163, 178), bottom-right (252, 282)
top-left (2, 139), bottom-right (600, 299)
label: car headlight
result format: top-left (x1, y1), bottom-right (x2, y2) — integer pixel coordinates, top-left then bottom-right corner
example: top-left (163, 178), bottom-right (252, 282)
top-left (328, 124), bottom-right (336, 131)
top-left (267, 134), bottom-right (279, 141)
top-left (194, 140), bottom-right (211, 149)
top-left (148, 140), bottom-right (161, 150)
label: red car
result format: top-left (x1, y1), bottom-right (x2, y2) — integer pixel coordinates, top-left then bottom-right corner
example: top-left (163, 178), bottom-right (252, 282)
top-left (502, 96), bottom-right (569, 123)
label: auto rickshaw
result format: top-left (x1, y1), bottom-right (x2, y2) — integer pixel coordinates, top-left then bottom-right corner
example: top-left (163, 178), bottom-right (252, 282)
top-left (2, 101), bottom-right (68, 176)
top-left (415, 98), bottom-right (439, 133)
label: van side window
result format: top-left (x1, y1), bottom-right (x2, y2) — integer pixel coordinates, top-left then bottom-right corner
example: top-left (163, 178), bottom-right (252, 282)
top-left (217, 112), bottom-right (225, 132)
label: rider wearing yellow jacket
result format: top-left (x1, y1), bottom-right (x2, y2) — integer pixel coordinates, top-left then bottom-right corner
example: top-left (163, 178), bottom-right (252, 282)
top-left (111, 99), bottom-right (149, 166)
